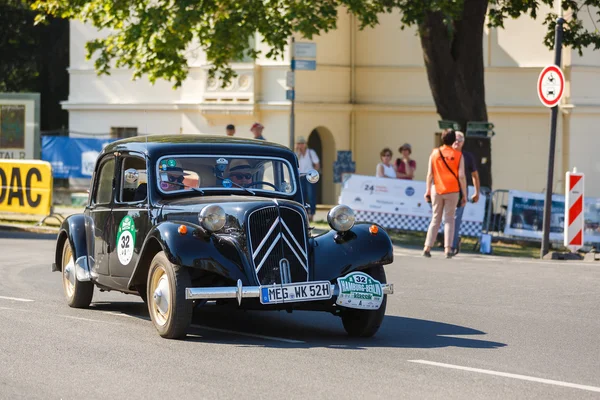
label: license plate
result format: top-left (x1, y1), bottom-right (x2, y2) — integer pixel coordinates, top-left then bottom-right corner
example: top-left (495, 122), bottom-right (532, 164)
top-left (260, 281), bottom-right (332, 304)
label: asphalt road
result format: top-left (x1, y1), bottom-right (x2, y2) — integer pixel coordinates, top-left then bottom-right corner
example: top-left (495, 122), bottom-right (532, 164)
top-left (0, 230), bottom-right (599, 399)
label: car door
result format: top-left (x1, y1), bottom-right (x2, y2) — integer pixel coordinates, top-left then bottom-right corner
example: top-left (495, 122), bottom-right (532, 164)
top-left (108, 152), bottom-right (151, 279)
top-left (85, 155), bottom-right (116, 277)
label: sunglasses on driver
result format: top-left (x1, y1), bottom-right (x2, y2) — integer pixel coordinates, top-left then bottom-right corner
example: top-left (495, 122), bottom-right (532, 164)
top-left (230, 173), bottom-right (252, 180)
top-left (167, 174), bottom-right (184, 183)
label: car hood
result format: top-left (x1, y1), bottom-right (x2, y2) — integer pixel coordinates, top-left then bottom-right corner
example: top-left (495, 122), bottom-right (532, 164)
top-left (158, 195), bottom-right (306, 232)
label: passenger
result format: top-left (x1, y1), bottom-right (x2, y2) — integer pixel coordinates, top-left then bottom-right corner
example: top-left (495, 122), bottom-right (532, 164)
top-left (227, 159), bottom-right (254, 187)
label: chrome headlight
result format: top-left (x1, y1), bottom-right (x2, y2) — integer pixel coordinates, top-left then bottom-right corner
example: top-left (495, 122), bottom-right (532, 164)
top-left (198, 205), bottom-right (226, 232)
top-left (327, 205), bottom-right (355, 233)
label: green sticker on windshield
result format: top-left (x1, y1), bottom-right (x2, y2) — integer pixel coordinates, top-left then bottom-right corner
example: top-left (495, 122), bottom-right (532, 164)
top-left (167, 159), bottom-right (176, 167)
top-left (116, 215), bottom-right (136, 265)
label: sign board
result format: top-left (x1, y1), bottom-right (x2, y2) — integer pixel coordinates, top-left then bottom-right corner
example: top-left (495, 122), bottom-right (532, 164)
top-left (504, 189), bottom-right (600, 244)
top-left (294, 42), bottom-right (316, 59)
top-left (466, 121), bottom-right (495, 138)
top-left (286, 71), bottom-right (295, 88)
top-left (339, 174), bottom-right (485, 237)
top-left (0, 93), bottom-right (41, 159)
top-left (286, 90), bottom-right (295, 101)
top-left (564, 170), bottom-right (584, 251)
top-left (0, 159), bottom-right (53, 215)
top-left (292, 60), bottom-right (316, 71)
top-left (42, 136), bottom-right (115, 178)
top-left (438, 120), bottom-right (461, 130)
top-left (537, 65), bottom-right (565, 108)
top-left (333, 151), bottom-right (355, 183)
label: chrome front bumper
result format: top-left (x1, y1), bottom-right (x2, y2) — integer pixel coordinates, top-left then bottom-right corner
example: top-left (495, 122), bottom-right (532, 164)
top-left (186, 279), bottom-right (394, 306)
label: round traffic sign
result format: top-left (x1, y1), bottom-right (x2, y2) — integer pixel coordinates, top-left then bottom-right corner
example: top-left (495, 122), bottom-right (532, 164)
top-left (537, 65), bottom-right (564, 108)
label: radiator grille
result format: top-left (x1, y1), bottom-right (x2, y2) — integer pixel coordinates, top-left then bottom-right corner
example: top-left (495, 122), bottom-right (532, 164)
top-left (247, 206), bottom-right (308, 285)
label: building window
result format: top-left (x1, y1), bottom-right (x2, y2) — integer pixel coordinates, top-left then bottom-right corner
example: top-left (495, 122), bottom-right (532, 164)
top-left (110, 127), bottom-right (138, 139)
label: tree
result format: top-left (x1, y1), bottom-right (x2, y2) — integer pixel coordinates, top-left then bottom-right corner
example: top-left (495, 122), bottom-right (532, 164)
top-left (1, 0), bottom-right (69, 131)
top-left (32, 0), bottom-right (600, 187)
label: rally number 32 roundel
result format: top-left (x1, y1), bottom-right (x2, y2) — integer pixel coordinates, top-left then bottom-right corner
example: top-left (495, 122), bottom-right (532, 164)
top-left (117, 215), bottom-right (136, 265)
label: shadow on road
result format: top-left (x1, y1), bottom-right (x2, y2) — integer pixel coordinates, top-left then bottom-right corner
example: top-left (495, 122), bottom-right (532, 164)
top-left (0, 229), bottom-right (56, 241)
top-left (88, 300), bottom-right (506, 350)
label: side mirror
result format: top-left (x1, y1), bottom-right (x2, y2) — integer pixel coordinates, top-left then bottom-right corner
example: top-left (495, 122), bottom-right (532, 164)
top-left (124, 168), bottom-right (139, 184)
top-left (305, 169), bottom-right (320, 184)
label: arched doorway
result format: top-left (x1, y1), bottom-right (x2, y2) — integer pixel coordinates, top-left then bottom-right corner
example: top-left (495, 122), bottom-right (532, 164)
top-left (307, 126), bottom-right (335, 205)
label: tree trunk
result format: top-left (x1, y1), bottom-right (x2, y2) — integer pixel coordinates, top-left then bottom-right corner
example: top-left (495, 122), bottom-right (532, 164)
top-left (418, 0), bottom-right (493, 189)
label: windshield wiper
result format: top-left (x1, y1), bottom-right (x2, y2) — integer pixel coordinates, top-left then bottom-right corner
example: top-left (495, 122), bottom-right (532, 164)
top-left (216, 176), bottom-right (255, 195)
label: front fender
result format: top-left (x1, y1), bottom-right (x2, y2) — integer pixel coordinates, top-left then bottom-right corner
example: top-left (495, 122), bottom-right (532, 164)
top-left (129, 221), bottom-right (253, 289)
top-left (55, 214), bottom-right (93, 281)
top-left (312, 223), bottom-right (393, 282)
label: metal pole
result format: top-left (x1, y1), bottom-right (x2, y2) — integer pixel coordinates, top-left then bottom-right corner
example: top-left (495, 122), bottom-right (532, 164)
top-left (289, 37), bottom-right (296, 150)
top-left (541, 17), bottom-right (565, 258)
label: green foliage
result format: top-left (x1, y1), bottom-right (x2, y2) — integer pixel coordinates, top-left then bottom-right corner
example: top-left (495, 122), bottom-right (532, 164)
top-left (1, 0), bottom-right (40, 92)
top-left (489, 0), bottom-right (600, 54)
top-left (31, 0), bottom-right (600, 88)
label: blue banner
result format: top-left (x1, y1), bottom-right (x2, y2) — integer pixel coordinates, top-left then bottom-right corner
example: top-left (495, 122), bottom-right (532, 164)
top-left (42, 136), bottom-right (116, 178)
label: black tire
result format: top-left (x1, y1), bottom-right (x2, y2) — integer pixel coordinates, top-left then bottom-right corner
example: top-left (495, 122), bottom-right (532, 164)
top-left (147, 251), bottom-right (192, 339)
top-left (340, 265), bottom-right (387, 338)
top-left (61, 240), bottom-right (94, 308)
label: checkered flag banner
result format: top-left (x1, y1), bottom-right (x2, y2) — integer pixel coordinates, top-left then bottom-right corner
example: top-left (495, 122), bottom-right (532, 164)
top-left (356, 210), bottom-right (483, 237)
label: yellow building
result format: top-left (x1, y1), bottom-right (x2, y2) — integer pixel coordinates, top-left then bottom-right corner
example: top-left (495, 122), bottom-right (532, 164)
top-left (63, 4), bottom-right (600, 204)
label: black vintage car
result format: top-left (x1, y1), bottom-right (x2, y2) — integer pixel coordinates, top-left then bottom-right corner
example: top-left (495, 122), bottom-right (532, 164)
top-left (53, 135), bottom-right (394, 339)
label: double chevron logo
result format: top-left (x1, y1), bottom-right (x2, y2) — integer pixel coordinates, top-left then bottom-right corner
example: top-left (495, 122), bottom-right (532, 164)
top-left (251, 216), bottom-right (308, 275)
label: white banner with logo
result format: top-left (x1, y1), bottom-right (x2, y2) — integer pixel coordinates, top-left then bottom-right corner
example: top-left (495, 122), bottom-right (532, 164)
top-left (504, 190), bottom-right (600, 244)
top-left (339, 174), bottom-right (486, 236)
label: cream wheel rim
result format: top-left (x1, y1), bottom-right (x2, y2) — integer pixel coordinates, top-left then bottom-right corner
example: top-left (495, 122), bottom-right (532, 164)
top-left (150, 266), bottom-right (171, 326)
top-left (62, 243), bottom-right (76, 299)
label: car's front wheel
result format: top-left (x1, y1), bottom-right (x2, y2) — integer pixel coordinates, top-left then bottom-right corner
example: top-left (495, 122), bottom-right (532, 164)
top-left (147, 251), bottom-right (192, 339)
top-left (61, 240), bottom-right (94, 308)
top-left (340, 265), bottom-right (387, 338)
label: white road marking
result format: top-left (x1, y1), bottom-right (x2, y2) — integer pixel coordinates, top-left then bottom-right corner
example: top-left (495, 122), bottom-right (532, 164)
top-left (190, 324), bottom-right (305, 344)
top-left (102, 311), bottom-right (139, 319)
top-left (409, 360), bottom-right (600, 393)
top-left (61, 315), bottom-right (121, 325)
top-left (0, 295), bottom-right (34, 302)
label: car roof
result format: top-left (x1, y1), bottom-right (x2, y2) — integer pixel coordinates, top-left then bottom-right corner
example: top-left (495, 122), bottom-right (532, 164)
top-left (102, 135), bottom-right (295, 161)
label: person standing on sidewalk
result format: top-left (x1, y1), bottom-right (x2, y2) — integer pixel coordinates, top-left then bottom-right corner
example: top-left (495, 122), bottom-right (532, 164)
top-left (451, 131), bottom-right (480, 255)
top-left (395, 143), bottom-right (416, 180)
top-left (296, 136), bottom-right (320, 222)
top-left (423, 129), bottom-right (467, 258)
top-left (226, 124), bottom-right (236, 136)
top-left (250, 122), bottom-right (266, 140)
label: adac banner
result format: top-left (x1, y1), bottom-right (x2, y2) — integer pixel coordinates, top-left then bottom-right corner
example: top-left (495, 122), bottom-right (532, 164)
top-left (41, 136), bottom-right (115, 178)
top-left (0, 160), bottom-right (53, 215)
top-left (504, 190), bottom-right (600, 244)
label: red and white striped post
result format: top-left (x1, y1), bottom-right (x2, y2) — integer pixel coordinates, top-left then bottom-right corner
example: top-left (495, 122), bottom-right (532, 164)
top-left (564, 168), bottom-right (584, 252)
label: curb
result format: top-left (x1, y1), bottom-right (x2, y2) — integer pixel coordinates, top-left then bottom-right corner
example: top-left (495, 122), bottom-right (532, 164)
top-left (0, 223), bottom-right (59, 235)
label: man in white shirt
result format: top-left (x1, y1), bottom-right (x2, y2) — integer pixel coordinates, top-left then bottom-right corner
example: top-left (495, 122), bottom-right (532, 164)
top-left (295, 136), bottom-right (320, 221)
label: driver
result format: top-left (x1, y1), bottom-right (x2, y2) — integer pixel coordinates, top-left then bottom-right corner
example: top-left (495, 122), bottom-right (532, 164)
top-left (161, 165), bottom-right (187, 192)
top-left (227, 159), bottom-right (254, 187)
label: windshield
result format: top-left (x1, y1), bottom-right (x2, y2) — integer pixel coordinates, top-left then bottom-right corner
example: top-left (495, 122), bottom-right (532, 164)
top-left (156, 155), bottom-right (296, 196)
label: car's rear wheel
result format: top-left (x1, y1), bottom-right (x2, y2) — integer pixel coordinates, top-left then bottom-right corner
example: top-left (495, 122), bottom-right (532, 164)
top-left (340, 265), bottom-right (387, 338)
top-left (147, 251), bottom-right (192, 339)
top-left (61, 240), bottom-right (94, 308)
